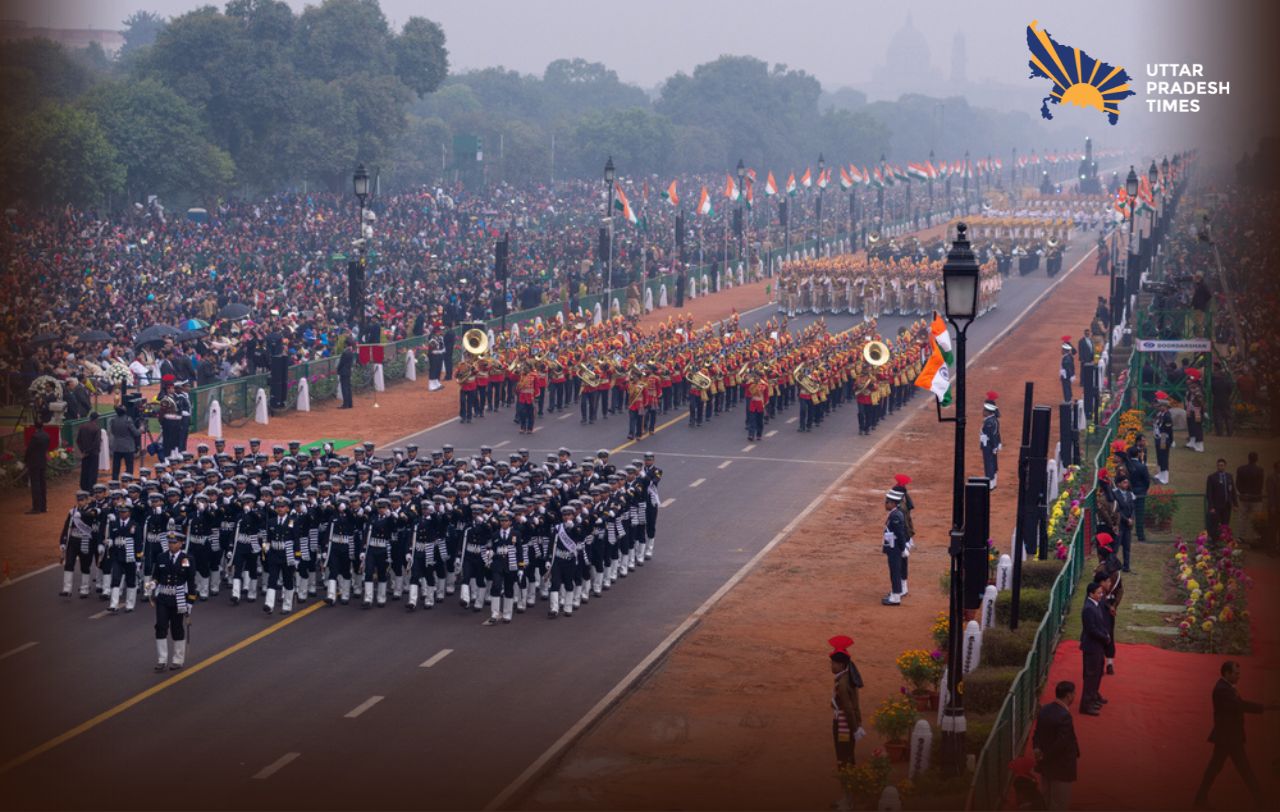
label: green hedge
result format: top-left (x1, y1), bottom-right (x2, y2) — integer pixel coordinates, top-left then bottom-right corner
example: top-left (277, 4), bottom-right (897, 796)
top-left (979, 624), bottom-right (1038, 668)
top-left (1019, 558), bottom-right (1065, 589)
top-left (962, 665), bottom-right (1022, 715)
top-left (995, 587), bottom-right (1049, 625)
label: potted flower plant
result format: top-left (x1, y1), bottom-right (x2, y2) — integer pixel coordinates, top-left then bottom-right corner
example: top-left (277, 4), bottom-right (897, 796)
top-left (872, 694), bottom-right (918, 762)
top-left (896, 649), bottom-right (944, 711)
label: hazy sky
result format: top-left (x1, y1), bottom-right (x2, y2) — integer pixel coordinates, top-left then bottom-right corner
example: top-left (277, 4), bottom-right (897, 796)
top-left (8, 0), bottom-right (1276, 161)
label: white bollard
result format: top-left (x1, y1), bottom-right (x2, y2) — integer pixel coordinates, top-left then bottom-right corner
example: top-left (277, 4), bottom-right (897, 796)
top-left (937, 665), bottom-right (949, 725)
top-left (644, 287), bottom-right (654, 312)
top-left (659, 284), bottom-right (668, 308)
top-left (555, 310), bottom-right (565, 324)
top-left (98, 428), bottom-right (111, 471)
top-left (373, 364), bottom-right (385, 392)
top-left (404, 350), bottom-right (416, 381)
top-left (1046, 458), bottom-right (1060, 499)
top-left (877, 785), bottom-right (902, 811)
top-left (511, 322), bottom-right (520, 339)
top-left (996, 554), bottom-right (1013, 591)
top-left (254, 388), bottom-right (269, 424)
top-left (611, 297), bottom-right (621, 316)
top-left (963, 620), bottom-right (983, 674)
top-left (593, 301), bottom-right (603, 325)
top-left (908, 719), bottom-right (933, 779)
top-left (738, 262), bottom-right (745, 285)
top-left (296, 377), bottom-right (311, 412)
top-left (688, 277), bottom-right (697, 300)
top-left (207, 400), bottom-right (222, 438)
top-left (981, 584), bottom-right (998, 629)
top-left (535, 316), bottom-right (543, 329)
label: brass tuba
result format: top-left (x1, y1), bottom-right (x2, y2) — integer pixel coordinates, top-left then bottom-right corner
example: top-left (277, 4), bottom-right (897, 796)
top-left (576, 361), bottom-right (601, 388)
top-left (462, 328), bottom-right (489, 356)
top-left (862, 340), bottom-right (890, 367)
top-left (687, 369), bottom-right (713, 389)
top-left (794, 362), bottom-right (820, 396)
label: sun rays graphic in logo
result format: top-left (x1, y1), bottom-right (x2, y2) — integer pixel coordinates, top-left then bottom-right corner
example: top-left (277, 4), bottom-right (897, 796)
top-left (1026, 20), bottom-right (1134, 125)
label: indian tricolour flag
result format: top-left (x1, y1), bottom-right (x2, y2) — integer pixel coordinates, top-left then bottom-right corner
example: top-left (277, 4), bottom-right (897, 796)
top-left (724, 173), bottom-right (740, 201)
top-left (697, 186), bottom-right (714, 216)
top-left (662, 179), bottom-right (678, 207)
top-left (839, 167), bottom-right (853, 190)
top-left (800, 168), bottom-right (812, 188)
top-left (907, 163), bottom-right (930, 182)
top-left (914, 313), bottom-right (954, 406)
top-left (764, 171), bottom-right (779, 197)
top-left (614, 183), bottom-right (637, 225)
top-left (785, 172), bottom-right (798, 196)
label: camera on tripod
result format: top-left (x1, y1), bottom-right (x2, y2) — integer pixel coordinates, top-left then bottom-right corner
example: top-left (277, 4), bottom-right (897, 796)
top-left (120, 391), bottom-right (149, 423)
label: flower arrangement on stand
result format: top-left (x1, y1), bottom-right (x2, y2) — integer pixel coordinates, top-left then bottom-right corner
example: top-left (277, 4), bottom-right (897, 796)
top-left (930, 611), bottom-right (949, 651)
top-left (838, 749), bottom-right (893, 807)
top-left (896, 649), bottom-right (944, 710)
top-left (1173, 529), bottom-right (1252, 653)
top-left (1146, 487), bottom-right (1180, 531)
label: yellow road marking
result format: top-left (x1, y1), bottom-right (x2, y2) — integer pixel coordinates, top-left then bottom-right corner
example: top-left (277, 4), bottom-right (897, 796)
top-left (612, 414), bottom-right (684, 453)
top-left (0, 601), bottom-right (324, 775)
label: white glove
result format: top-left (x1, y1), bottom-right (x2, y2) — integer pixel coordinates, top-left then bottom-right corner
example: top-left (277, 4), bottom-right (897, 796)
top-left (996, 444), bottom-right (1003, 453)
top-left (1059, 368), bottom-right (1067, 379)
top-left (979, 433), bottom-right (988, 448)
top-left (854, 727), bottom-right (867, 742)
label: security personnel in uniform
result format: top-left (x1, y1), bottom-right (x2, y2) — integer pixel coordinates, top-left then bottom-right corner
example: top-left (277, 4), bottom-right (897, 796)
top-left (151, 530), bottom-right (195, 670)
top-left (882, 488), bottom-right (909, 606)
top-left (60, 490), bottom-right (99, 598)
top-left (980, 391), bottom-right (1002, 490)
top-left (261, 496), bottom-right (299, 615)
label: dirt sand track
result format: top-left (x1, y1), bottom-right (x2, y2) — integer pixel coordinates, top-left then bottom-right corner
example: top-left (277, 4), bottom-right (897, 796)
top-left (523, 253), bottom-right (1106, 810)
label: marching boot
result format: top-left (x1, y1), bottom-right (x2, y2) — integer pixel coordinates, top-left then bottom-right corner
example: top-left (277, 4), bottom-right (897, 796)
top-left (989, 474), bottom-right (998, 490)
top-left (295, 577), bottom-right (307, 604)
top-left (194, 574), bottom-right (207, 600)
top-left (78, 575), bottom-right (90, 598)
top-left (516, 590), bottom-right (527, 614)
top-left (155, 639), bottom-right (169, 672)
top-left (901, 580), bottom-right (909, 597)
top-left (125, 586), bottom-right (137, 612)
top-left (339, 576), bottom-right (351, 604)
top-left (881, 593), bottom-right (902, 606)
top-left (326, 578), bottom-right (338, 606)
top-left (210, 568), bottom-right (221, 596)
top-left (264, 588), bottom-right (276, 614)
top-left (422, 579), bottom-right (435, 608)
top-left (230, 576), bottom-right (241, 605)
top-left (308, 571), bottom-right (318, 598)
top-left (591, 571), bottom-right (604, 596)
top-left (445, 569), bottom-right (457, 596)
top-left (246, 573), bottom-right (258, 602)
top-left (474, 584), bottom-right (488, 612)
top-left (646, 539), bottom-right (655, 559)
top-left (459, 582), bottom-right (471, 609)
top-left (282, 588), bottom-right (294, 615)
top-left (353, 577), bottom-right (363, 598)
top-left (60, 571), bottom-right (73, 597)
top-left (407, 583), bottom-right (419, 611)
top-left (109, 584), bottom-right (121, 612)
top-left (431, 580), bottom-right (443, 605)
top-left (485, 595), bottom-right (501, 625)
top-left (376, 581), bottom-right (388, 607)
top-left (548, 591), bottom-right (560, 618)
top-left (362, 581), bottom-right (374, 608)
top-left (391, 573), bottom-right (403, 601)
top-left (561, 588), bottom-right (573, 617)
top-left (171, 640), bottom-right (186, 670)
top-left (502, 597), bottom-right (513, 623)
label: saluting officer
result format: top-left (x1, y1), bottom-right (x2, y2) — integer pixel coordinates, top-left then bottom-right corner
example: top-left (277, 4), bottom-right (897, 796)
top-left (980, 391), bottom-right (1002, 490)
top-left (151, 530), bottom-right (195, 671)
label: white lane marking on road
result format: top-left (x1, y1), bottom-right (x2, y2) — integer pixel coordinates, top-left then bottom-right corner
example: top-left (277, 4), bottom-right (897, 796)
top-left (481, 241), bottom-right (1104, 812)
top-left (558, 412), bottom-right (574, 420)
top-left (765, 430), bottom-right (778, 438)
top-left (253, 752), bottom-right (300, 780)
top-left (344, 695), bottom-right (385, 719)
top-left (0, 563), bottom-right (58, 588)
top-left (493, 440), bottom-right (510, 448)
top-left (786, 417), bottom-right (798, 424)
top-left (741, 445), bottom-right (756, 453)
top-left (419, 649), bottom-right (453, 668)
top-left (0, 641), bottom-right (38, 662)
top-left (660, 498), bottom-right (676, 508)
top-left (89, 610), bottom-right (109, 620)
top-left (688, 478), bottom-right (706, 488)
top-left (718, 460), bottom-right (733, 469)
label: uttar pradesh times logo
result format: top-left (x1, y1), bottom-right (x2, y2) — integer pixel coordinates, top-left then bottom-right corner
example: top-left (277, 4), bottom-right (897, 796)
top-left (1026, 21), bottom-right (1229, 119)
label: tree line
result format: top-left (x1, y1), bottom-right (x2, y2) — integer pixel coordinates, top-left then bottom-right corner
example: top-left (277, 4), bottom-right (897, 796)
top-left (0, 0), bottom-right (1081, 210)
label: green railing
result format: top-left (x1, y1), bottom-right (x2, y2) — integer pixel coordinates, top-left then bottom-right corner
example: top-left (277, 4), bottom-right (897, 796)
top-left (967, 383), bottom-right (1119, 810)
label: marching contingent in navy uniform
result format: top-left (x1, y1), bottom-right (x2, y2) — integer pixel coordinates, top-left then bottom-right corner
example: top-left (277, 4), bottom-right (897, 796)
top-left (56, 437), bottom-right (667, 661)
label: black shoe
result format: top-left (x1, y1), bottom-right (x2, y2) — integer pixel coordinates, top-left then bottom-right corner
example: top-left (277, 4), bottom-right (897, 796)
top-left (483, 617), bottom-right (497, 626)
top-left (1106, 663), bottom-right (1115, 675)
top-left (1079, 705), bottom-right (1101, 716)
top-left (169, 663), bottom-right (182, 671)
top-left (154, 662), bottom-right (167, 672)
top-left (548, 610), bottom-right (558, 619)
top-left (881, 597), bottom-right (901, 606)
top-left (230, 596), bottom-right (239, 606)
top-left (1097, 695), bottom-right (1109, 704)
top-left (59, 590), bottom-right (69, 597)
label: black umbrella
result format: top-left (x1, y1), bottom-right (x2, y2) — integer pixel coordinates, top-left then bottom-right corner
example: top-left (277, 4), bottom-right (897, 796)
top-left (133, 324), bottom-right (181, 347)
top-left (175, 328), bottom-right (209, 342)
top-left (77, 329), bottom-right (113, 342)
top-left (216, 302), bottom-right (252, 320)
top-left (28, 332), bottom-right (60, 346)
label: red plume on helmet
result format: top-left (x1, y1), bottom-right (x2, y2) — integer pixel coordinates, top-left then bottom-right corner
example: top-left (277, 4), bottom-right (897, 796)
top-left (894, 474), bottom-right (912, 487)
top-left (828, 635), bottom-right (854, 658)
top-left (985, 391), bottom-right (998, 401)
top-left (1061, 335), bottom-right (1072, 344)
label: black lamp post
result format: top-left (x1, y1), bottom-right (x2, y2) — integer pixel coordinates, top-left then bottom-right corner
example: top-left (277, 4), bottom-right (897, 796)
top-left (877, 153), bottom-right (886, 226)
top-left (938, 222), bottom-right (981, 773)
top-left (1115, 165), bottom-right (1138, 340)
top-left (352, 163), bottom-right (370, 339)
top-left (815, 153), bottom-right (825, 250)
top-left (1147, 160), bottom-right (1159, 246)
top-left (604, 156), bottom-right (615, 315)
top-left (736, 158), bottom-right (747, 269)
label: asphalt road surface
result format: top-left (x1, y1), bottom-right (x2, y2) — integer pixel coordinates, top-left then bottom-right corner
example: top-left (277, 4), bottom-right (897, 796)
top-left (0, 234), bottom-right (1099, 810)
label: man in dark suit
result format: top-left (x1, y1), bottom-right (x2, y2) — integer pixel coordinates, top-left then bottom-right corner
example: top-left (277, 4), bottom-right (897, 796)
top-left (442, 326), bottom-right (457, 380)
top-left (1079, 581), bottom-right (1110, 715)
top-left (337, 341), bottom-right (354, 409)
top-left (1205, 458), bottom-right (1238, 541)
top-left (24, 419), bottom-right (51, 514)
top-left (75, 411), bottom-right (101, 491)
top-left (1033, 680), bottom-right (1081, 810)
top-left (1192, 660), bottom-right (1272, 809)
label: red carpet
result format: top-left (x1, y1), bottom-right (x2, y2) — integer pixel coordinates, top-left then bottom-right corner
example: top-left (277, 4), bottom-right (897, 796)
top-left (1026, 563), bottom-right (1280, 810)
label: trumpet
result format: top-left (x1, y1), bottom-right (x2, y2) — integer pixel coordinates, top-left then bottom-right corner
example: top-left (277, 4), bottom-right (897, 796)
top-left (462, 327), bottom-right (489, 356)
top-left (862, 340), bottom-right (890, 367)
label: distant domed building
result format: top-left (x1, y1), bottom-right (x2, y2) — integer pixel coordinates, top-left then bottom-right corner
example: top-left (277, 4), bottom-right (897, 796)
top-left (870, 13), bottom-right (943, 97)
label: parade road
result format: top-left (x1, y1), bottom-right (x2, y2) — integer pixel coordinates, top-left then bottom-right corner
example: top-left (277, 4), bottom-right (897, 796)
top-left (0, 235), bottom-right (1097, 810)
